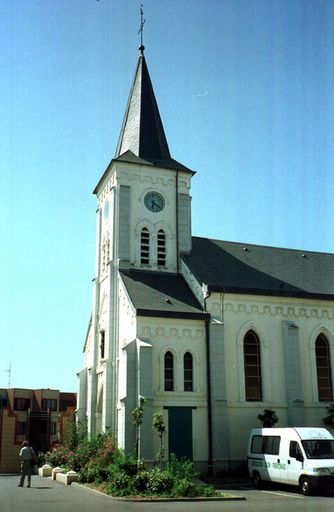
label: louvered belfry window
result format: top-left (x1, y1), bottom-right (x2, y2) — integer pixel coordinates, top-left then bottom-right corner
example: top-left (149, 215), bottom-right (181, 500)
top-left (140, 228), bottom-right (150, 265)
top-left (157, 229), bottom-right (166, 266)
top-left (244, 330), bottom-right (262, 401)
top-left (316, 335), bottom-right (333, 402)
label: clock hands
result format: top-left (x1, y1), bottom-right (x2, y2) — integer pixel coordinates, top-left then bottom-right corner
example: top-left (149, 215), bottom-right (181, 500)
top-left (144, 192), bottom-right (165, 212)
top-left (151, 200), bottom-right (160, 211)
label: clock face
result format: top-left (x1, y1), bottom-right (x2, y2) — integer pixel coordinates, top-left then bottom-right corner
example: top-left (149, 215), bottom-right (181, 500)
top-left (144, 192), bottom-right (165, 213)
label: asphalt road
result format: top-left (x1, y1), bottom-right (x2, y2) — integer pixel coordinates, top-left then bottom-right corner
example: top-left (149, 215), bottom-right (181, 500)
top-left (0, 474), bottom-right (333, 512)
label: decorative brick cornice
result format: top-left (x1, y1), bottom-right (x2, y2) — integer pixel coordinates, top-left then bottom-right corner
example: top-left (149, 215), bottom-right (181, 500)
top-left (140, 325), bottom-right (204, 341)
top-left (224, 302), bottom-right (334, 320)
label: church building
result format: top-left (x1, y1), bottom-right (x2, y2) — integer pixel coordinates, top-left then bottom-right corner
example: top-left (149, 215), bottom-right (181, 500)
top-left (77, 44), bottom-right (334, 472)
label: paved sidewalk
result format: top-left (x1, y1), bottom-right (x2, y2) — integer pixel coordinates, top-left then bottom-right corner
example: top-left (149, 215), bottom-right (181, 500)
top-left (0, 474), bottom-right (114, 512)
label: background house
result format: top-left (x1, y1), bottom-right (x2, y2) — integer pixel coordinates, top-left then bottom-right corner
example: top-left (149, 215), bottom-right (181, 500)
top-left (0, 388), bottom-right (76, 473)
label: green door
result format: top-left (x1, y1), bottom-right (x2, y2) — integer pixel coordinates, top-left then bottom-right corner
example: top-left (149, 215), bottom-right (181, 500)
top-left (168, 407), bottom-right (193, 460)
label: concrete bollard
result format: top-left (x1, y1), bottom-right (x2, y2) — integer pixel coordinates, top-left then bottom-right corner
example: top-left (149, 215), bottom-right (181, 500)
top-left (38, 464), bottom-right (52, 477)
top-left (52, 467), bottom-right (64, 480)
top-left (56, 470), bottom-right (78, 485)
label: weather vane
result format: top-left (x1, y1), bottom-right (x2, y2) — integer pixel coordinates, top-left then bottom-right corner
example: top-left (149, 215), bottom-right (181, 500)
top-left (138, 4), bottom-right (146, 53)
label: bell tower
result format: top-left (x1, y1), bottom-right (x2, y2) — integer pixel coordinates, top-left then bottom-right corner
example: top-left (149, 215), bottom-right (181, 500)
top-left (94, 44), bottom-right (194, 276)
top-left (79, 38), bottom-right (196, 436)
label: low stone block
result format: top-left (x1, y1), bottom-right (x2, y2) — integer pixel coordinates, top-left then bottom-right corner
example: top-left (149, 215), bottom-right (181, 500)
top-left (52, 467), bottom-right (64, 480)
top-left (56, 470), bottom-right (78, 485)
top-left (38, 464), bottom-right (52, 477)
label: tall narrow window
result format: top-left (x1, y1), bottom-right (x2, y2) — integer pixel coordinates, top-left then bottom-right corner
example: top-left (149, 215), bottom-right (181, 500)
top-left (141, 228), bottom-right (150, 265)
top-left (184, 352), bottom-right (193, 391)
top-left (157, 229), bottom-right (166, 266)
top-left (164, 351), bottom-right (174, 391)
top-left (316, 335), bottom-right (333, 401)
top-left (244, 330), bottom-right (262, 401)
top-left (100, 330), bottom-right (105, 359)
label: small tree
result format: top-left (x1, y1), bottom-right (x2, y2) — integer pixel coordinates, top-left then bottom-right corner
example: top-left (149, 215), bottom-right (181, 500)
top-left (323, 404), bottom-right (334, 429)
top-left (63, 417), bottom-right (88, 450)
top-left (131, 396), bottom-right (146, 459)
top-left (258, 409), bottom-right (278, 428)
top-left (153, 411), bottom-right (166, 469)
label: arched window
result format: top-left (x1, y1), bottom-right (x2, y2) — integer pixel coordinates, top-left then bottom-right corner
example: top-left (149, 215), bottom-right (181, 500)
top-left (164, 351), bottom-right (174, 391)
top-left (316, 335), bottom-right (333, 402)
top-left (157, 229), bottom-right (166, 266)
top-left (140, 228), bottom-right (150, 265)
top-left (244, 330), bottom-right (262, 401)
top-left (184, 352), bottom-right (193, 391)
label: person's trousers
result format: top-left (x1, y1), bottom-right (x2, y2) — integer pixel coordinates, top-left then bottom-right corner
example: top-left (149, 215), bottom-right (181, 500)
top-left (19, 460), bottom-right (32, 486)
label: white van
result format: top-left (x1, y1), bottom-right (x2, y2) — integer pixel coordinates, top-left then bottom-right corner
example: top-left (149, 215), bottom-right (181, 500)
top-left (247, 427), bottom-right (334, 495)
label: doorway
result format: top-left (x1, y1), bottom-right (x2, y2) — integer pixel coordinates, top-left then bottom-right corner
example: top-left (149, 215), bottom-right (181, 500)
top-left (167, 407), bottom-right (193, 460)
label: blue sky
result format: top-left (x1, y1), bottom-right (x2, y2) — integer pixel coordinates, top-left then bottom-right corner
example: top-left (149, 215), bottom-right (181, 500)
top-left (1, 0), bottom-right (334, 391)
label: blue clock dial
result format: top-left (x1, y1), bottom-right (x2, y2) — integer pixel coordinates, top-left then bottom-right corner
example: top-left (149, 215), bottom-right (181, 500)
top-left (144, 192), bottom-right (165, 213)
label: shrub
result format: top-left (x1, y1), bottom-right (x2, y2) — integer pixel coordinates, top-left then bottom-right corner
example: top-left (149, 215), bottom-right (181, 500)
top-left (62, 419), bottom-right (88, 450)
top-left (171, 478), bottom-right (216, 498)
top-left (166, 454), bottom-right (197, 480)
top-left (172, 478), bottom-right (198, 497)
top-left (146, 467), bottom-right (173, 495)
top-left (108, 449), bottom-right (139, 476)
top-left (132, 470), bottom-right (150, 493)
top-left (43, 431), bottom-right (216, 498)
top-left (94, 436), bottom-right (117, 466)
top-left (258, 409), bottom-right (278, 427)
top-left (44, 446), bottom-right (72, 468)
top-left (106, 471), bottom-right (134, 496)
top-left (323, 404), bottom-right (334, 429)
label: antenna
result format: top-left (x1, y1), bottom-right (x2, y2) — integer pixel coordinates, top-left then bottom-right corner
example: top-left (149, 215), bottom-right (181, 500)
top-left (2, 363), bottom-right (12, 388)
top-left (138, 4), bottom-right (146, 53)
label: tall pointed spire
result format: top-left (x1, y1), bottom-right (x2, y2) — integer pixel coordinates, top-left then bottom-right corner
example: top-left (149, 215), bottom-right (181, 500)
top-left (115, 50), bottom-right (171, 163)
top-left (113, 8), bottom-right (194, 174)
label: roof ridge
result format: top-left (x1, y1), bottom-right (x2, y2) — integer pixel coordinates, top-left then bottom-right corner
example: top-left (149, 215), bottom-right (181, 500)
top-left (191, 236), bottom-right (334, 257)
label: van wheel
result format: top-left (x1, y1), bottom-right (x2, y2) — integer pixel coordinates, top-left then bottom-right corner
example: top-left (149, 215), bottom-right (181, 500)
top-left (299, 477), bottom-right (312, 496)
top-left (253, 471), bottom-right (262, 489)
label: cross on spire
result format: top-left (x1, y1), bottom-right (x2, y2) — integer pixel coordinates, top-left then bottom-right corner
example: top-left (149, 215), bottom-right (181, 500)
top-left (138, 4), bottom-right (146, 54)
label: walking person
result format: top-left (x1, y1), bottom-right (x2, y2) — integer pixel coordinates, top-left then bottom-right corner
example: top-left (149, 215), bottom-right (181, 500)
top-left (18, 440), bottom-right (35, 488)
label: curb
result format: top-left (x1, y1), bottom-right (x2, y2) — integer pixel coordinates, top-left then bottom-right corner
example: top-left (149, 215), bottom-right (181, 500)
top-left (72, 482), bottom-right (246, 502)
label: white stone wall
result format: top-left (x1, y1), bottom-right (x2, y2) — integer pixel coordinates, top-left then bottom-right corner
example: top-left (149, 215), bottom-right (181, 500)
top-left (206, 292), bottom-right (334, 465)
top-left (117, 277), bottom-right (137, 403)
top-left (137, 317), bottom-right (208, 463)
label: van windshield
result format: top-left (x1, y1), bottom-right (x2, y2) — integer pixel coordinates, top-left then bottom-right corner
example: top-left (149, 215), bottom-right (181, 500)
top-left (301, 439), bottom-right (334, 459)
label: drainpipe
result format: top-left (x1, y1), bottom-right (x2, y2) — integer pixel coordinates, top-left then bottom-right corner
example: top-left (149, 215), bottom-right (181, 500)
top-left (204, 288), bottom-right (213, 475)
top-left (176, 170), bottom-right (179, 273)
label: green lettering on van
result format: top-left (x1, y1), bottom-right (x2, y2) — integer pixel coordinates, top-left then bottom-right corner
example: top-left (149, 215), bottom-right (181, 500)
top-left (272, 463), bottom-right (286, 470)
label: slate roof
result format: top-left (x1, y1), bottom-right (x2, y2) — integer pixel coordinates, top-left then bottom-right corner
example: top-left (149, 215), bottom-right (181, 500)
top-left (182, 237), bottom-right (334, 299)
top-left (120, 270), bottom-right (207, 319)
top-left (114, 52), bottom-right (194, 175)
